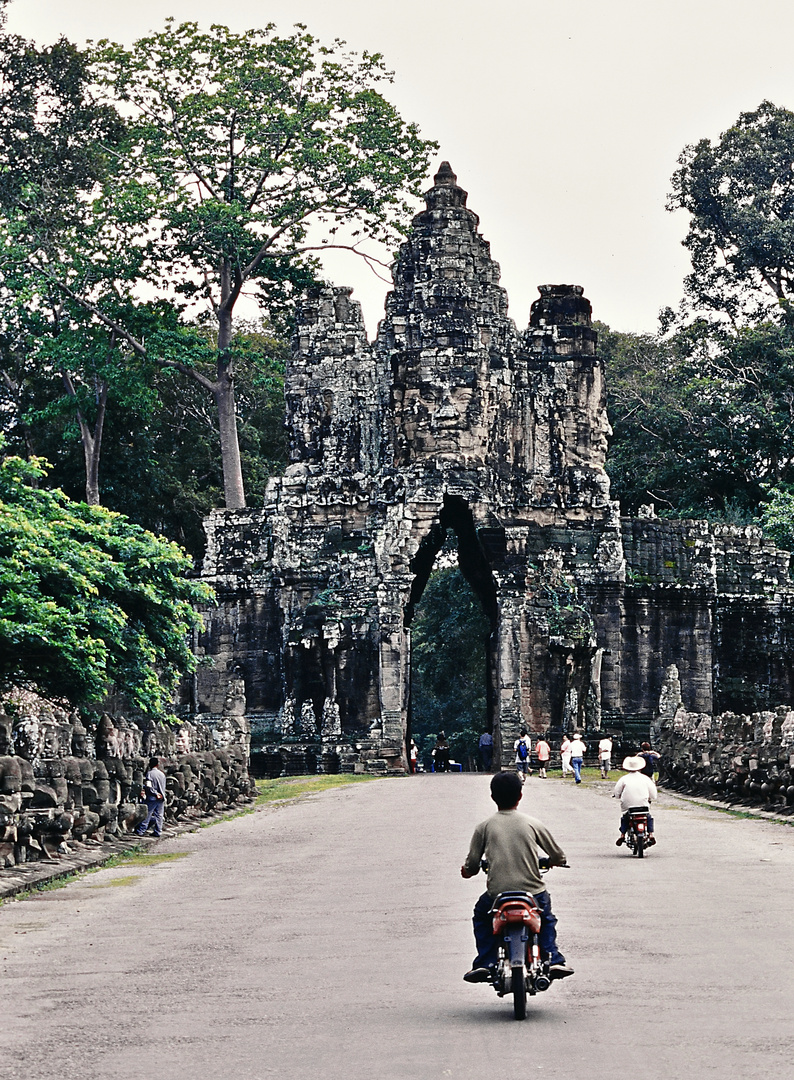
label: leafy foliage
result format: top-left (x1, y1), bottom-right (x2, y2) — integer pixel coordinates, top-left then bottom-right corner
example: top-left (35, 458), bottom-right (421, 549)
top-left (0, 447), bottom-right (213, 712)
top-left (760, 485), bottom-right (794, 551)
top-left (0, 18), bottom-right (436, 510)
top-left (410, 566), bottom-right (490, 767)
top-left (669, 101), bottom-right (794, 324)
top-left (602, 320), bottom-right (794, 520)
top-left (1, 312), bottom-right (288, 557)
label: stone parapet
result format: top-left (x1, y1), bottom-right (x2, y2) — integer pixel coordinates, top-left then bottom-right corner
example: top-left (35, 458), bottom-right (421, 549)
top-left (659, 703), bottom-right (794, 811)
top-left (0, 706), bottom-right (254, 870)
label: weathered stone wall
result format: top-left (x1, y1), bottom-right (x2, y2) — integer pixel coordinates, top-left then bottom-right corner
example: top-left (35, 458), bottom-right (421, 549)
top-left (0, 706), bottom-right (254, 869)
top-left (657, 667), bottom-right (794, 810)
top-left (193, 162), bottom-right (794, 774)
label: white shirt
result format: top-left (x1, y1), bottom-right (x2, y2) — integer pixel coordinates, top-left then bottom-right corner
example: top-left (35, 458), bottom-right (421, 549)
top-left (569, 738), bottom-right (586, 758)
top-left (598, 738), bottom-right (613, 759)
top-left (613, 772), bottom-right (658, 811)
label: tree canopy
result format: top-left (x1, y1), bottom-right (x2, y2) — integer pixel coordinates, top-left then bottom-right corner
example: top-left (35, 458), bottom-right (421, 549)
top-left (604, 100), bottom-right (794, 531)
top-left (669, 101), bottom-right (794, 324)
top-left (0, 446), bottom-right (212, 713)
top-left (602, 319), bottom-right (794, 520)
top-left (0, 18), bottom-right (437, 511)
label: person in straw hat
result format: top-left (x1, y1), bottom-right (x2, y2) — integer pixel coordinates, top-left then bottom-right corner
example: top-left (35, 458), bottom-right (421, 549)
top-left (612, 754), bottom-right (658, 846)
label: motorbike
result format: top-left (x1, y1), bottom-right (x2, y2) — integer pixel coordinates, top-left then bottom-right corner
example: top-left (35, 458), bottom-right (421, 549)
top-left (487, 859), bottom-right (565, 1020)
top-left (623, 805), bottom-right (651, 857)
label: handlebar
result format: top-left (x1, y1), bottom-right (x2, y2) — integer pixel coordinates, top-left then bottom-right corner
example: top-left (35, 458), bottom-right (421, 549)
top-left (539, 857), bottom-right (570, 870)
top-left (481, 857), bottom-right (570, 873)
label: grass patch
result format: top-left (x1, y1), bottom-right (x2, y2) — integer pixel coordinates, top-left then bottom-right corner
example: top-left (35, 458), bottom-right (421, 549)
top-left (102, 851), bottom-right (191, 868)
top-left (542, 767), bottom-right (622, 782)
top-left (91, 875), bottom-right (142, 889)
top-left (1, 849), bottom-right (192, 905)
top-left (254, 773), bottom-right (378, 807)
top-left (195, 774), bottom-right (379, 828)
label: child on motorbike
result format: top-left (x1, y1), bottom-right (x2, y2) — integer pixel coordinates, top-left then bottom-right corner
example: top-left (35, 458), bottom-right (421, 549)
top-left (460, 771), bottom-right (574, 983)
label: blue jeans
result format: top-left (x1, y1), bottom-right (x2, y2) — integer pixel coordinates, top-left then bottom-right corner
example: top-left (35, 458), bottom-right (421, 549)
top-left (471, 889), bottom-right (565, 969)
top-left (137, 796), bottom-right (164, 837)
top-left (571, 757), bottom-right (583, 783)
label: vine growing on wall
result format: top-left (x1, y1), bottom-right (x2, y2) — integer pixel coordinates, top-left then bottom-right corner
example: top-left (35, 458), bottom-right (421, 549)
top-left (532, 560), bottom-right (594, 643)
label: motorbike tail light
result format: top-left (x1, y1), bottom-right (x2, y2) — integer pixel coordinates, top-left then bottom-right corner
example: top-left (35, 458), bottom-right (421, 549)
top-left (493, 903), bottom-right (542, 933)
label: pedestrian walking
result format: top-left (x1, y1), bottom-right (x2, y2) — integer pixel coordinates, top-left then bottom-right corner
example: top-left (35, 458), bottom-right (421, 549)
top-left (409, 739), bottom-right (418, 773)
top-left (639, 741), bottom-right (661, 779)
top-left (598, 735), bottom-right (613, 778)
top-left (136, 757), bottom-right (167, 838)
top-left (568, 733), bottom-right (587, 784)
top-left (478, 731), bottom-right (494, 772)
top-left (432, 732), bottom-right (451, 772)
top-left (513, 729), bottom-right (532, 782)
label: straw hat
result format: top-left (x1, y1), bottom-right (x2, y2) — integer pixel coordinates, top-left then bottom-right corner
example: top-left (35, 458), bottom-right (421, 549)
top-left (621, 755), bottom-right (646, 772)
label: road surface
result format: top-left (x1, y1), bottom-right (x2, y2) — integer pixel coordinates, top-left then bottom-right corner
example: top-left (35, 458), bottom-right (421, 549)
top-left (1, 774), bottom-right (792, 1080)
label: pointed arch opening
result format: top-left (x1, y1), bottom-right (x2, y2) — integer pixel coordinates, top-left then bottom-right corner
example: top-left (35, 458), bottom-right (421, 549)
top-left (404, 495), bottom-right (499, 771)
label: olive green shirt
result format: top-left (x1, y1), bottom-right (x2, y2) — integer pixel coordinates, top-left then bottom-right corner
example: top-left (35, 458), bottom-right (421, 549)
top-left (463, 809), bottom-right (567, 897)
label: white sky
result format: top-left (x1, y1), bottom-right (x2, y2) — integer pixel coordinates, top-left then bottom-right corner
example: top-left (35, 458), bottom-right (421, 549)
top-left (7, 0), bottom-right (794, 337)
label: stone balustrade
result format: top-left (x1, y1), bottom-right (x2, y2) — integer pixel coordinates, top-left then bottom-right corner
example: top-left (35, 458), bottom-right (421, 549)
top-left (659, 701), bottom-right (794, 811)
top-left (0, 706), bottom-right (254, 868)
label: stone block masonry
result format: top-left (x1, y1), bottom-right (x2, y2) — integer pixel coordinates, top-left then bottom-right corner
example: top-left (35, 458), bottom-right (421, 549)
top-left (191, 162), bottom-right (794, 773)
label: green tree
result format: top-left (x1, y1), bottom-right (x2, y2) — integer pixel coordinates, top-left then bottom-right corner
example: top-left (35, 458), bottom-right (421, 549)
top-left (0, 13), bottom-right (140, 504)
top-left (0, 445), bottom-right (213, 713)
top-left (410, 565), bottom-right (491, 768)
top-left (601, 319), bottom-right (794, 520)
top-left (669, 101), bottom-right (794, 324)
top-left (759, 485), bottom-right (794, 551)
top-left (2, 20), bottom-right (436, 511)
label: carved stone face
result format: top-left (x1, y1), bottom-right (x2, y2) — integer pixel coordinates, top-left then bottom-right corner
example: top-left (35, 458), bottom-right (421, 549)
top-left (12, 716), bottom-right (41, 761)
top-left (175, 726), bottom-right (191, 754)
top-left (401, 379), bottom-right (479, 459)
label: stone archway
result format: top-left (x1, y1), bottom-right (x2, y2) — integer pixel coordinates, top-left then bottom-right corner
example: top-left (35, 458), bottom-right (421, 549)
top-left (195, 160), bottom-right (794, 775)
top-left (194, 163), bottom-right (624, 773)
top-left (403, 494), bottom-right (499, 765)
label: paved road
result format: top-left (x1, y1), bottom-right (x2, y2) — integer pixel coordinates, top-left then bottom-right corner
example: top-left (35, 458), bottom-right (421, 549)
top-left (1, 774), bottom-right (793, 1080)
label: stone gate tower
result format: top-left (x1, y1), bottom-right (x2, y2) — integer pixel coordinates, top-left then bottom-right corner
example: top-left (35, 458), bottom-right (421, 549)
top-left (193, 164), bottom-right (794, 773)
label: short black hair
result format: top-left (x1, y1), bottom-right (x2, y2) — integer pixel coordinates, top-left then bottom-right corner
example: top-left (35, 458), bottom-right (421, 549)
top-left (148, 757), bottom-right (159, 769)
top-left (490, 770), bottom-right (523, 809)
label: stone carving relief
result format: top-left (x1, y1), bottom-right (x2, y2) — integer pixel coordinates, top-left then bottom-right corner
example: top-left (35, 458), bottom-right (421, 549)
top-left (193, 162), bottom-right (794, 774)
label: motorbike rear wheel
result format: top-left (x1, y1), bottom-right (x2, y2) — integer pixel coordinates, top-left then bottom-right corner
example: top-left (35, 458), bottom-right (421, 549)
top-left (511, 965), bottom-right (527, 1020)
top-left (636, 833), bottom-right (645, 857)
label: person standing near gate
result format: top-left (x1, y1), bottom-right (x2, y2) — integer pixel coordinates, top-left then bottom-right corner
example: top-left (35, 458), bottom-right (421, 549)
top-left (535, 737), bottom-right (550, 778)
top-left (478, 731), bottom-right (494, 772)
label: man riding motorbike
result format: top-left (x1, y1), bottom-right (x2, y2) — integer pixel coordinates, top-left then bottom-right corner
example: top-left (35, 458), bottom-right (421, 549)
top-left (460, 771), bottom-right (574, 983)
top-left (613, 755), bottom-right (658, 846)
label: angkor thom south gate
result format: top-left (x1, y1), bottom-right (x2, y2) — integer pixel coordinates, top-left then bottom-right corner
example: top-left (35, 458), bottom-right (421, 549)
top-left (189, 164), bottom-right (794, 774)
